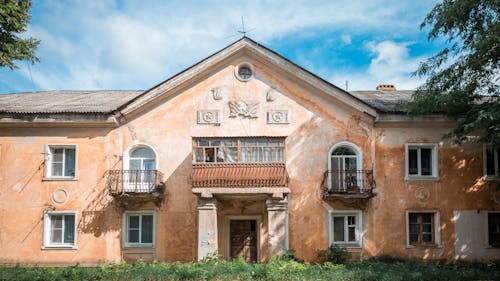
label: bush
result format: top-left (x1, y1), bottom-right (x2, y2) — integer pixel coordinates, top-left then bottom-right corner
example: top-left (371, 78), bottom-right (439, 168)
top-left (1, 259), bottom-right (500, 281)
top-left (317, 244), bottom-right (351, 264)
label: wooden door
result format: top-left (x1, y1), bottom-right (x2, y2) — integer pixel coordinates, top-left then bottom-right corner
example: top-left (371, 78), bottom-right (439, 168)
top-left (230, 220), bottom-right (257, 262)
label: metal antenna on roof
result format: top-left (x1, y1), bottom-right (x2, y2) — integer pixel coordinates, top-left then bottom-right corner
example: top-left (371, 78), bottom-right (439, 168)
top-left (238, 17), bottom-right (247, 37)
top-left (345, 80), bottom-right (349, 91)
top-left (237, 17), bottom-right (255, 38)
top-left (224, 17), bottom-right (255, 39)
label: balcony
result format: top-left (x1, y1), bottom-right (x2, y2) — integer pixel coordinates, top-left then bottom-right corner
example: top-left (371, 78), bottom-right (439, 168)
top-left (322, 170), bottom-right (375, 201)
top-left (105, 170), bottom-right (165, 202)
top-left (191, 163), bottom-right (289, 198)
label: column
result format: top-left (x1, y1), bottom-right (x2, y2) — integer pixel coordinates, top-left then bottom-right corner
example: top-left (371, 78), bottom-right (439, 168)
top-left (266, 197), bottom-right (288, 257)
top-left (197, 197), bottom-right (219, 260)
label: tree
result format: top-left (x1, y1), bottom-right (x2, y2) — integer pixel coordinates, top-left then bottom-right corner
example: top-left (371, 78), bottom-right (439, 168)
top-left (0, 0), bottom-right (39, 69)
top-left (408, 0), bottom-right (499, 147)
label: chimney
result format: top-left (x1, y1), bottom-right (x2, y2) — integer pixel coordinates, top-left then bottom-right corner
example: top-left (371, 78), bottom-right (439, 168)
top-left (376, 84), bottom-right (396, 91)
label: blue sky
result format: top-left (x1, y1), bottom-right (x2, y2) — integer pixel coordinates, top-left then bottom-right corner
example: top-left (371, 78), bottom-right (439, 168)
top-left (0, 0), bottom-right (446, 94)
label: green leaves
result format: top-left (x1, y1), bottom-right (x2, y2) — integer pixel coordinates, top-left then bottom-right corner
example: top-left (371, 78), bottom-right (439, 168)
top-left (0, 0), bottom-right (40, 69)
top-left (408, 0), bottom-right (499, 147)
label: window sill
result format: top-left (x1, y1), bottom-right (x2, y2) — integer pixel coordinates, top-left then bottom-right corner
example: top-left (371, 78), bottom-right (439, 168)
top-left (43, 177), bottom-right (78, 182)
top-left (332, 243), bottom-right (362, 249)
top-left (483, 176), bottom-right (500, 182)
top-left (41, 245), bottom-right (78, 250)
top-left (405, 176), bottom-right (439, 181)
top-left (406, 244), bottom-right (442, 249)
top-left (123, 244), bottom-right (154, 248)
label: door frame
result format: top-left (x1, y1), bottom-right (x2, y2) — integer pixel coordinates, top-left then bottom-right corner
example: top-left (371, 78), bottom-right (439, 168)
top-left (223, 215), bottom-right (262, 261)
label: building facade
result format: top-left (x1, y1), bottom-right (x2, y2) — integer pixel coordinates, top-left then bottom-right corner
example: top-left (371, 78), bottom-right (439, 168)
top-left (0, 38), bottom-right (499, 265)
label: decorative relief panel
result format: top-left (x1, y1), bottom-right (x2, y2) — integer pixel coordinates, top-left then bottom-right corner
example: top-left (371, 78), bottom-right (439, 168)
top-left (267, 110), bottom-right (289, 124)
top-left (197, 110), bottom-right (220, 124)
top-left (211, 87), bottom-right (223, 100)
top-left (266, 87), bottom-right (277, 102)
top-left (228, 101), bottom-right (259, 118)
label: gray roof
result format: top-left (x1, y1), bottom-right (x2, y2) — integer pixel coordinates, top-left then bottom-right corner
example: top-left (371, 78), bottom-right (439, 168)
top-left (0, 90), bottom-right (143, 113)
top-left (0, 89), bottom-right (414, 114)
top-left (351, 90), bottom-right (414, 113)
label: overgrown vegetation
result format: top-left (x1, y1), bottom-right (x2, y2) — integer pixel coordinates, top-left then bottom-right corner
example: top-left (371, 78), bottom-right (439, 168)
top-left (1, 259), bottom-right (500, 281)
top-left (408, 0), bottom-right (499, 147)
top-left (317, 244), bottom-right (351, 264)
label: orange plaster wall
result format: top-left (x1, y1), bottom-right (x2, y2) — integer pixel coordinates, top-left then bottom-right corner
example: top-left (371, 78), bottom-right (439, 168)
top-left (0, 56), bottom-right (496, 265)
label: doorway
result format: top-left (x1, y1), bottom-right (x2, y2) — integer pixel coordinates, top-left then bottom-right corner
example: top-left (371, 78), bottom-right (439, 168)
top-left (230, 220), bottom-right (257, 262)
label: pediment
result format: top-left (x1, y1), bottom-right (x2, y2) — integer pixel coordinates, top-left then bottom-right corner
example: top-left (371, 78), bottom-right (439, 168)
top-left (116, 37), bottom-right (378, 120)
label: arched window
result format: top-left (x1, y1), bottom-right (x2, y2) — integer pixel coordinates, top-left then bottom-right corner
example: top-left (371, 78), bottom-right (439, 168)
top-left (130, 147), bottom-right (156, 171)
top-left (328, 142), bottom-right (362, 192)
top-left (123, 145), bottom-right (158, 192)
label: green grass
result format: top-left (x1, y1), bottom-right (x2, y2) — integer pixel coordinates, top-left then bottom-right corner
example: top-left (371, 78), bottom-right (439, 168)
top-left (1, 258), bottom-right (500, 281)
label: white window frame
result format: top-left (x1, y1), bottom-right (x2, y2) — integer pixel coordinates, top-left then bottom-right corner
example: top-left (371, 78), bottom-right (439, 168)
top-left (405, 210), bottom-right (441, 248)
top-left (44, 144), bottom-right (77, 180)
top-left (483, 145), bottom-right (500, 179)
top-left (328, 210), bottom-right (363, 248)
top-left (123, 211), bottom-right (156, 248)
top-left (123, 143), bottom-right (158, 170)
top-left (328, 141), bottom-right (363, 191)
top-left (42, 210), bottom-right (78, 249)
top-left (405, 143), bottom-right (439, 180)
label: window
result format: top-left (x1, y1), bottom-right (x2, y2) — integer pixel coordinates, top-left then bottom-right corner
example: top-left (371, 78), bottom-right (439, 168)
top-left (328, 142), bottom-right (363, 191)
top-left (43, 211), bottom-right (77, 249)
top-left (123, 212), bottom-right (155, 247)
top-left (130, 147), bottom-right (156, 170)
top-left (193, 137), bottom-right (284, 163)
top-left (405, 144), bottom-right (438, 179)
top-left (329, 210), bottom-right (362, 247)
top-left (484, 146), bottom-right (500, 178)
top-left (235, 62), bottom-right (254, 81)
top-left (45, 145), bottom-right (76, 179)
top-left (407, 211), bottom-right (440, 247)
top-left (488, 212), bottom-right (500, 247)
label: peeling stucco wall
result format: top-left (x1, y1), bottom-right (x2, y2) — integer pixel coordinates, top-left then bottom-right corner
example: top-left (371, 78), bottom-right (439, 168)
top-left (0, 55), bottom-right (497, 265)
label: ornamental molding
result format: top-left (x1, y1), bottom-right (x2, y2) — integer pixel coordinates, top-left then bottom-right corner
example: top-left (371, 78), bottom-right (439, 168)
top-left (266, 87), bottom-right (277, 102)
top-left (197, 110), bottom-right (220, 124)
top-left (267, 110), bottom-right (289, 124)
top-left (211, 87), bottom-right (223, 100)
top-left (228, 101), bottom-right (259, 118)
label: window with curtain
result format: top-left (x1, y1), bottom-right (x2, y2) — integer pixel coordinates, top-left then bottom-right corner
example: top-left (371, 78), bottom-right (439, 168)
top-left (193, 137), bottom-right (285, 163)
top-left (130, 147), bottom-right (156, 170)
top-left (46, 146), bottom-right (76, 178)
top-left (124, 212), bottom-right (155, 246)
top-left (43, 211), bottom-right (77, 248)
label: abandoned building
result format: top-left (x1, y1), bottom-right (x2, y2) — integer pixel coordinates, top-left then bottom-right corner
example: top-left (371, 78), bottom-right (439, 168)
top-left (0, 37), bottom-right (498, 265)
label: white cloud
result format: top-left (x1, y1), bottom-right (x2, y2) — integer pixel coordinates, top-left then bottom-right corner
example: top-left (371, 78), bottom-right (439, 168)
top-left (341, 35), bottom-right (352, 45)
top-left (10, 0), bottom-right (440, 92)
top-left (331, 40), bottom-right (426, 91)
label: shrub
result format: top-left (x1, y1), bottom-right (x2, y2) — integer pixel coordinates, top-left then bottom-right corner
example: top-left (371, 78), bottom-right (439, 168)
top-left (317, 244), bottom-right (351, 264)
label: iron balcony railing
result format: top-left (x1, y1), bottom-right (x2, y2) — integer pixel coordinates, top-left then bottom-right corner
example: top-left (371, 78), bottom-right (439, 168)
top-left (323, 170), bottom-right (375, 195)
top-left (192, 162), bottom-right (288, 188)
top-left (106, 170), bottom-right (164, 194)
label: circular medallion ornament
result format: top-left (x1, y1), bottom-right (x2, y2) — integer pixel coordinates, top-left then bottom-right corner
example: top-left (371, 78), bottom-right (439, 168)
top-left (202, 112), bottom-right (215, 122)
top-left (52, 188), bottom-right (68, 204)
top-left (415, 187), bottom-right (430, 203)
top-left (272, 111), bottom-right (284, 123)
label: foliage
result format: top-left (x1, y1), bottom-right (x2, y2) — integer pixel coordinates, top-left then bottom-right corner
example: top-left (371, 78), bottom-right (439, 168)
top-left (0, 259), bottom-right (500, 281)
top-left (317, 244), bottom-right (351, 264)
top-left (0, 0), bottom-right (39, 69)
top-left (407, 0), bottom-right (499, 147)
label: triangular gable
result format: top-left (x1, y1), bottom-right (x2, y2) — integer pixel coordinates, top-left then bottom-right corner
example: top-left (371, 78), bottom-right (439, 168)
top-left (116, 37), bottom-right (378, 119)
